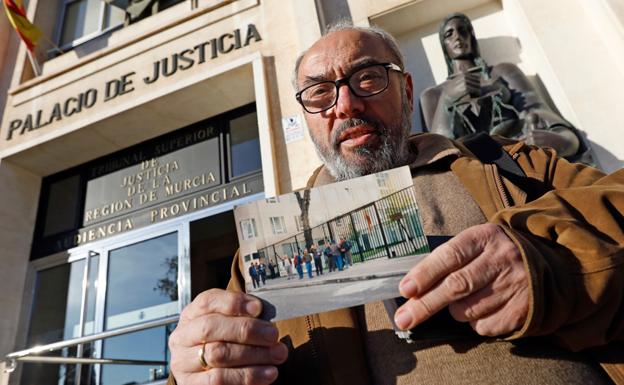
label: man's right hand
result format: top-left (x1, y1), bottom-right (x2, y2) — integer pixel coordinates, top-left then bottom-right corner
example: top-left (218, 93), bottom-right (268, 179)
top-left (169, 289), bottom-right (288, 385)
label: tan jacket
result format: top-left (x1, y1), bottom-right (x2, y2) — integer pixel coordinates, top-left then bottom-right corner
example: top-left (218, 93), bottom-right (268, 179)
top-left (169, 133), bottom-right (624, 384)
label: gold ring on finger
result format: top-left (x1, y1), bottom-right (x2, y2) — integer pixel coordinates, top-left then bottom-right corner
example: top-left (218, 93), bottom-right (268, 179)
top-left (198, 342), bottom-right (210, 370)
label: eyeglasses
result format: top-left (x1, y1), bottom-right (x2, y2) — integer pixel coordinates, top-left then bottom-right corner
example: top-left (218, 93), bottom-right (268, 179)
top-left (295, 62), bottom-right (403, 114)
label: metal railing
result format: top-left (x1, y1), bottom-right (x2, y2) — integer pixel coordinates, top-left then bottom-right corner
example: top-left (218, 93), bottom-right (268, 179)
top-left (3, 315), bottom-right (178, 375)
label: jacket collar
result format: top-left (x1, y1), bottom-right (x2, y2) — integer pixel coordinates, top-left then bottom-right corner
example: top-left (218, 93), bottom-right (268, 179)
top-left (407, 133), bottom-right (462, 168)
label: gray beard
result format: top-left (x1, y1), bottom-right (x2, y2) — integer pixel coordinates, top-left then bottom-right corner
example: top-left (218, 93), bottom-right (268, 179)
top-left (311, 97), bottom-right (412, 181)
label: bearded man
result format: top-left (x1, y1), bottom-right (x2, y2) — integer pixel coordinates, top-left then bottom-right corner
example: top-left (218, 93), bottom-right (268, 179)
top-left (167, 22), bottom-right (624, 385)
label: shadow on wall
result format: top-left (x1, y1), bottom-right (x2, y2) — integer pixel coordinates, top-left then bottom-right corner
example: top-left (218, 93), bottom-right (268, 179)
top-left (478, 36), bottom-right (522, 66)
top-left (397, 23), bottom-right (437, 135)
top-left (479, 37), bottom-right (568, 120)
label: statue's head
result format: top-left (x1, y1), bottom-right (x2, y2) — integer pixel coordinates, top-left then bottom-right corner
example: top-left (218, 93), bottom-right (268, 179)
top-left (439, 13), bottom-right (481, 76)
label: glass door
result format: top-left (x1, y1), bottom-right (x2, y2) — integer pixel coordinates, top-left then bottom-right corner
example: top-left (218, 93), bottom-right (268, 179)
top-left (21, 249), bottom-right (100, 385)
top-left (94, 229), bottom-right (183, 385)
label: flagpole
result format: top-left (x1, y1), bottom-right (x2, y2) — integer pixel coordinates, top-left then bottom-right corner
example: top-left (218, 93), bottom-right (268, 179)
top-left (40, 33), bottom-right (65, 55)
top-left (26, 49), bottom-right (41, 76)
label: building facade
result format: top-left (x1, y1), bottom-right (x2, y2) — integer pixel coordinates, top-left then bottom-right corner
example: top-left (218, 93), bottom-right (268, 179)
top-left (0, 0), bottom-right (622, 384)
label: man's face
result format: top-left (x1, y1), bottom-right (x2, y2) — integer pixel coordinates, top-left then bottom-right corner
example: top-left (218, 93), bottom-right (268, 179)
top-left (443, 18), bottom-right (474, 60)
top-left (296, 30), bottom-right (414, 181)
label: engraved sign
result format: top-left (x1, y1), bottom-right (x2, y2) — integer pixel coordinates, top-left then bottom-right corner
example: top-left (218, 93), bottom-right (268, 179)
top-left (76, 173), bottom-right (263, 246)
top-left (84, 137), bottom-right (221, 226)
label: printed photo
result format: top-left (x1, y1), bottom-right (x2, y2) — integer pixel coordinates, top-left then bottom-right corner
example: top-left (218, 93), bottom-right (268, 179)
top-left (233, 166), bottom-right (429, 321)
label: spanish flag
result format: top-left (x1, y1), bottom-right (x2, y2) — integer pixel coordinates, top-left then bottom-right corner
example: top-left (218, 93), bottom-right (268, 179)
top-left (3, 0), bottom-right (43, 52)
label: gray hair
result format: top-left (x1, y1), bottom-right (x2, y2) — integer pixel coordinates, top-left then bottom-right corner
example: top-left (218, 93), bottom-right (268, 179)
top-left (292, 20), bottom-right (406, 91)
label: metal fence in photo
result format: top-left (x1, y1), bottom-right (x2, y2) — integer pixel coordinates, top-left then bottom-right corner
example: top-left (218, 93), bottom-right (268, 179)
top-left (258, 186), bottom-right (429, 277)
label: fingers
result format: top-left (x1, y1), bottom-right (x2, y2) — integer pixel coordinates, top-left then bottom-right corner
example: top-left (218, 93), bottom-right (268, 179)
top-left (394, 252), bottom-right (499, 329)
top-left (173, 313), bottom-right (279, 348)
top-left (172, 342), bottom-right (288, 373)
top-left (185, 366), bottom-right (279, 385)
top-left (469, 289), bottom-right (529, 336)
top-left (170, 289), bottom-right (283, 384)
top-left (448, 260), bottom-right (527, 324)
top-left (180, 289), bottom-right (262, 324)
top-left (395, 224), bottom-right (528, 334)
top-left (399, 226), bottom-right (487, 299)
top-left (169, 314), bottom-right (286, 382)
top-left (448, 285), bottom-right (504, 323)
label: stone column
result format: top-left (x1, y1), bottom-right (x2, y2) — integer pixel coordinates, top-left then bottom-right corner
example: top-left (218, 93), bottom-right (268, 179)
top-left (0, 160), bottom-right (40, 361)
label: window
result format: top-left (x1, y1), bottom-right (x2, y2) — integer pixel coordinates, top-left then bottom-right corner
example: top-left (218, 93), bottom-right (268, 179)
top-left (270, 216), bottom-right (286, 235)
top-left (57, 0), bottom-right (125, 48)
top-left (104, 233), bottom-right (178, 330)
top-left (281, 243), bottom-right (293, 257)
top-left (42, 174), bottom-right (81, 237)
top-left (240, 218), bottom-right (258, 240)
top-left (294, 215), bottom-right (303, 231)
top-left (229, 110), bottom-right (262, 178)
top-left (56, 0), bottom-right (188, 49)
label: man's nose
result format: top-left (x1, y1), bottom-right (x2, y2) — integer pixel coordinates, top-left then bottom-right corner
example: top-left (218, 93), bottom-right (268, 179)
top-left (334, 83), bottom-right (364, 118)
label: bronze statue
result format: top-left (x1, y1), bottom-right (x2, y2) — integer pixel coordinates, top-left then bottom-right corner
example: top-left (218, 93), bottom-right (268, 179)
top-left (420, 13), bottom-right (590, 162)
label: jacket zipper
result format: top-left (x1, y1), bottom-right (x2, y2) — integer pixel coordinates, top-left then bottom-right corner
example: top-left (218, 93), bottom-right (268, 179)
top-left (305, 315), bottom-right (319, 361)
top-left (492, 165), bottom-right (512, 208)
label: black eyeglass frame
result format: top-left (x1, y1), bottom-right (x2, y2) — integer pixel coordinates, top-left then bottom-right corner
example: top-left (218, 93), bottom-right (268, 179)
top-left (295, 62), bottom-right (404, 114)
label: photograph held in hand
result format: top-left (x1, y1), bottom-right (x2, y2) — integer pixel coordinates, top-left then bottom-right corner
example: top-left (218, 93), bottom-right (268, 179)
top-left (233, 166), bottom-right (429, 321)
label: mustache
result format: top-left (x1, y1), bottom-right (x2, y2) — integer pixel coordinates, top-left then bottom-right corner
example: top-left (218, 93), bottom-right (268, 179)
top-left (331, 118), bottom-right (383, 149)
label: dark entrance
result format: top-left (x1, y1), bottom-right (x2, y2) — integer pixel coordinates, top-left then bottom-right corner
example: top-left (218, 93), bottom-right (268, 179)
top-left (190, 210), bottom-right (239, 298)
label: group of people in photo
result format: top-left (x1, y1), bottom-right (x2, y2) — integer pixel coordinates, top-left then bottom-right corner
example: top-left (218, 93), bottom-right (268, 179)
top-left (247, 261), bottom-right (267, 289)
top-left (247, 260), bottom-right (281, 288)
top-left (277, 237), bottom-right (353, 280)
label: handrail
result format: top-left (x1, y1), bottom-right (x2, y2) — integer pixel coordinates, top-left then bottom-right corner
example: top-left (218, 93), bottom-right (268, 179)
top-left (16, 356), bottom-right (167, 365)
top-left (4, 314), bottom-right (179, 370)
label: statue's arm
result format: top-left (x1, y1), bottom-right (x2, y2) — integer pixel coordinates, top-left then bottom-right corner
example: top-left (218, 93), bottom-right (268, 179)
top-left (492, 63), bottom-right (580, 157)
top-left (490, 63), bottom-right (569, 125)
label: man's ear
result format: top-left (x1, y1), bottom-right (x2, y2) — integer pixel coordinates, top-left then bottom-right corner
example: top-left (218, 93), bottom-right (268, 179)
top-left (404, 72), bottom-right (414, 112)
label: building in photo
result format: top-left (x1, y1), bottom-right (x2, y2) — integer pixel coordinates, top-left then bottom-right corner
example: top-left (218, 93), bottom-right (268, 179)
top-left (0, 0), bottom-right (622, 384)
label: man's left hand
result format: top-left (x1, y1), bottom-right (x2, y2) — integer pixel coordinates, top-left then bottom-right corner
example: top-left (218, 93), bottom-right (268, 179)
top-left (395, 223), bottom-right (529, 336)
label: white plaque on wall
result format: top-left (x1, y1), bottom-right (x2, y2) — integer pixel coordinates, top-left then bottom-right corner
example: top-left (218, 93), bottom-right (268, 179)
top-left (282, 114), bottom-right (305, 144)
